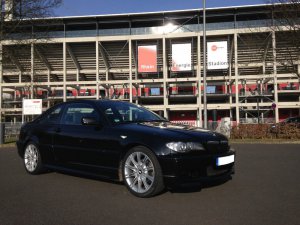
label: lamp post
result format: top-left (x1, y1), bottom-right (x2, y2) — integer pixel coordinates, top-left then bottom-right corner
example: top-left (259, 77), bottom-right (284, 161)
top-left (203, 0), bottom-right (207, 129)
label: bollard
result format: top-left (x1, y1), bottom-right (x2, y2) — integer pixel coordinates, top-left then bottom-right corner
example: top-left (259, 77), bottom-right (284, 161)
top-left (0, 123), bottom-right (5, 144)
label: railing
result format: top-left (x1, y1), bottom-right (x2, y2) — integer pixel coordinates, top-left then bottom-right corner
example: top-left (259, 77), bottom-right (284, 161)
top-left (239, 91), bottom-right (274, 97)
top-left (66, 30), bottom-right (97, 37)
top-left (240, 118), bottom-right (275, 124)
top-left (236, 19), bottom-right (271, 29)
top-left (99, 28), bottom-right (130, 36)
top-left (0, 117), bottom-right (276, 144)
top-left (170, 120), bottom-right (230, 133)
top-left (170, 120), bottom-right (197, 127)
top-left (202, 91), bottom-right (228, 95)
top-left (6, 19), bottom-right (275, 40)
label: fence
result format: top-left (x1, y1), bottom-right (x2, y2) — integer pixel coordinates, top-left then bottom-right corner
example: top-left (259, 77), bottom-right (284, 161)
top-left (2, 122), bottom-right (22, 143)
top-left (170, 120), bottom-right (235, 138)
top-left (170, 120), bottom-right (198, 127)
top-left (0, 118), bottom-right (280, 144)
top-left (240, 118), bottom-right (276, 124)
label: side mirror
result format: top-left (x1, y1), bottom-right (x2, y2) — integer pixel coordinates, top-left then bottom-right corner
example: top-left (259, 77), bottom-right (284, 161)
top-left (81, 117), bottom-right (98, 126)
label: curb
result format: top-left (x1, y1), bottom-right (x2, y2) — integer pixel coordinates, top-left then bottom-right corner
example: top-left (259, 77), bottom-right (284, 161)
top-left (230, 139), bottom-right (300, 144)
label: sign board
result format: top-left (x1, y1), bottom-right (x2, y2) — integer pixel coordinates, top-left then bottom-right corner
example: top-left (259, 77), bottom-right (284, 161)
top-left (171, 43), bottom-right (192, 71)
top-left (138, 45), bottom-right (157, 73)
top-left (207, 41), bottom-right (228, 70)
top-left (23, 99), bottom-right (43, 115)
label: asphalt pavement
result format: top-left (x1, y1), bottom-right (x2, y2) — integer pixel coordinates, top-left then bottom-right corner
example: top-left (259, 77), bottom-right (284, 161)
top-left (0, 144), bottom-right (299, 225)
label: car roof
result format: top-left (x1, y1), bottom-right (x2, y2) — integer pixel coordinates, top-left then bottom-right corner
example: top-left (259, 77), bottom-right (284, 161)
top-left (61, 99), bottom-right (128, 105)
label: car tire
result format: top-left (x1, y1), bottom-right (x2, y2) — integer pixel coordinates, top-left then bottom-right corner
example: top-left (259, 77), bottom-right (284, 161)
top-left (123, 146), bottom-right (164, 198)
top-left (23, 142), bottom-right (44, 175)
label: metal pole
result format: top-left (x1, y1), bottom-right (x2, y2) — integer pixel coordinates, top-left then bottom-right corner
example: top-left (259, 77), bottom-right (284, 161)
top-left (0, 123), bottom-right (5, 144)
top-left (22, 98), bottom-right (24, 124)
top-left (203, 0), bottom-right (207, 129)
top-left (257, 97), bottom-right (260, 124)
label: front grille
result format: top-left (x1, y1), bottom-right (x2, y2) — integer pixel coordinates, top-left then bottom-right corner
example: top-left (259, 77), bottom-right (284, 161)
top-left (207, 165), bottom-right (230, 176)
top-left (204, 141), bottom-right (230, 154)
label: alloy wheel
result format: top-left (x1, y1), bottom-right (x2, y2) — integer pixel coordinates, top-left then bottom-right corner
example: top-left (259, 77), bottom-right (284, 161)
top-left (124, 151), bottom-right (155, 194)
top-left (24, 144), bottom-right (39, 172)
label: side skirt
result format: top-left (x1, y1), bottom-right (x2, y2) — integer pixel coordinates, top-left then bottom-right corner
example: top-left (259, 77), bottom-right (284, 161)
top-left (44, 164), bottom-right (121, 183)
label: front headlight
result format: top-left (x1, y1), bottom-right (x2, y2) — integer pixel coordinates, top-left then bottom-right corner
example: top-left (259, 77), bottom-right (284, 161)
top-left (166, 142), bottom-right (205, 153)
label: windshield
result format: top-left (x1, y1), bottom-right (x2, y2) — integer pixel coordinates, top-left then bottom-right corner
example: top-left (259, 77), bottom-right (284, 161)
top-left (98, 101), bottom-right (166, 125)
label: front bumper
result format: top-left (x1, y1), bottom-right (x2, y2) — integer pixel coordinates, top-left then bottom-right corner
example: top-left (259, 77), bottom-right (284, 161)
top-left (158, 149), bottom-right (235, 187)
top-left (16, 140), bottom-right (25, 158)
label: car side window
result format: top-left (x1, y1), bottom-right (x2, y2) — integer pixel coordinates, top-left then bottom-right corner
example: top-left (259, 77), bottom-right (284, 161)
top-left (39, 105), bottom-right (63, 124)
top-left (104, 108), bottom-right (122, 124)
top-left (102, 103), bottom-right (163, 124)
top-left (61, 103), bottom-right (98, 125)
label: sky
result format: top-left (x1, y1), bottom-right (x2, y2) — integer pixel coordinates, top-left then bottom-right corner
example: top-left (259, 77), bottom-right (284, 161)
top-left (55, 0), bottom-right (266, 17)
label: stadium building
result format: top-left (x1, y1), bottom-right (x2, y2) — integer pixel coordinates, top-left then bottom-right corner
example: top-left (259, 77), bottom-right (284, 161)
top-left (1, 3), bottom-right (300, 127)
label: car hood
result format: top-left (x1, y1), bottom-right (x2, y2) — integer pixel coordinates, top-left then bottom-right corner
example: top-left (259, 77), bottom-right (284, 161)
top-left (139, 121), bottom-right (228, 142)
top-left (116, 121), bottom-right (229, 153)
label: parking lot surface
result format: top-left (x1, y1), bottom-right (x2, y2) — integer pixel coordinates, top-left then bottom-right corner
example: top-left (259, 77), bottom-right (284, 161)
top-left (0, 144), bottom-right (299, 225)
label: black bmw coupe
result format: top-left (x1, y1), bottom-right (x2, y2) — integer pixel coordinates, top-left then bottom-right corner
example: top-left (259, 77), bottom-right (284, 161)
top-left (17, 100), bottom-right (235, 197)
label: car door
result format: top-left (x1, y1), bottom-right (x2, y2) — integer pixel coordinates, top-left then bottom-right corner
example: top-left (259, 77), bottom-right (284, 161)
top-left (53, 102), bottom-right (118, 177)
top-left (35, 104), bottom-right (64, 164)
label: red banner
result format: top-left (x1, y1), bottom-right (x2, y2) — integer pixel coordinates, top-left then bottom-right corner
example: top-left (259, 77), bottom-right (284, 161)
top-left (138, 45), bottom-right (157, 73)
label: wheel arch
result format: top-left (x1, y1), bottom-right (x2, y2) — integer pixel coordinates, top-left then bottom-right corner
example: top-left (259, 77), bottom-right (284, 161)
top-left (20, 136), bottom-right (40, 158)
top-left (118, 143), bottom-right (156, 182)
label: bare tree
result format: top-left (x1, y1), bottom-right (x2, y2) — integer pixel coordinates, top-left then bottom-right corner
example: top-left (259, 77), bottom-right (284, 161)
top-left (1, 0), bottom-right (62, 41)
top-left (0, 0), bottom-right (63, 120)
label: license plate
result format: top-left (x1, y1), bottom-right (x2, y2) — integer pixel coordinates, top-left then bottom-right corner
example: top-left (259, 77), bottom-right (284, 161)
top-left (217, 155), bottom-right (235, 166)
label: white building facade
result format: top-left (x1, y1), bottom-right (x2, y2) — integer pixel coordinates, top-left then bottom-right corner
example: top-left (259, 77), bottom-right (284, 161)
top-left (1, 4), bottom-right (299, 126)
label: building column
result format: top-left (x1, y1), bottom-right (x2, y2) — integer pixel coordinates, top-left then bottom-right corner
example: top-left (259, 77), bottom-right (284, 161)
top-left (47, 69), bottom-right (50, 107)
top-left (298, 64), bottom-right (300, 79)
top-left (30, 43), bottom-right (34, 98)
top-left (30, 43), bottom-right (35, 99)
top-left (63, 41), bottom-right (67, 102)
top-left (229, 36), bottom-right (233, 110)
top-left (4, 0), bottom-right (14, 21)
top-left (272, 31), bottom-right (279, 123)
top-left (234, 32), bottom-right (240, 124)
top-left (197, 34), bottom-right (202, 127)
top-left (162, 37), bottom-right (168, 119)
top-left (129, 39), bottom-right (133, 103)
top-left (298, 65), bottom-right (300, 116)
top-left (96, 40), bottom-right (100, 100)
top-left (0, 44), bottom-right (3, 121)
